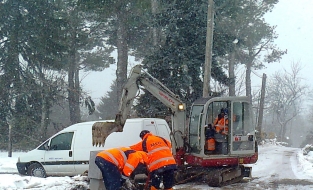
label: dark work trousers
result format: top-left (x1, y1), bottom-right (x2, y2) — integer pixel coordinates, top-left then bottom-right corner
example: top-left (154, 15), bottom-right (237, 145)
top-left (95, 156), bottom-right (122, 190)
top-left (150, 169), bottom-right (175, 189)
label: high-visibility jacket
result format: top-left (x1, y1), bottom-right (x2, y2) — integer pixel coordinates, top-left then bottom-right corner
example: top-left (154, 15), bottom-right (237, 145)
top-left (130, 133), bottom-right (177, 173)
top-left (214, 116), bottom-right (229, 135)
top-left (206, 138), bottom-right (215, 151)
top-left (96, 147), bottom-right (148, 177)
top-left (214, 114), bottom-right (237, 135)
top-left (123, 150), bottom-right (148, 177)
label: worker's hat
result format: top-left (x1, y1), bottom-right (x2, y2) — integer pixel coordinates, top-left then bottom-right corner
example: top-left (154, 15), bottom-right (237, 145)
top-left (139, 130), bottom-right (150, 139)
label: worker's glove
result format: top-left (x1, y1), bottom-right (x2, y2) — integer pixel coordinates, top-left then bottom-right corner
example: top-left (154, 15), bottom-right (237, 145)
top-left (125, 178), bottom-right (136, 189)
top-left (121, 175), bottom-right (136, 189)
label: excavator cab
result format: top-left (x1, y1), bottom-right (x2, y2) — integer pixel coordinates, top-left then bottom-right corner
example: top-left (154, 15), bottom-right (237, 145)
top-left (188, 96), bottom-right (256, 160)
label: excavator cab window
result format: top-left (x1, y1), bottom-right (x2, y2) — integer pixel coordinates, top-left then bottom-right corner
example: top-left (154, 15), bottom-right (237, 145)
top-left (206, 102), bottom-right (229, 124)
top-left (204, 101), bottom-right (229, 155)
top-left (188, 105), bottom-right (204, 154)
top-left (231, 101), bottom-right (255, 153)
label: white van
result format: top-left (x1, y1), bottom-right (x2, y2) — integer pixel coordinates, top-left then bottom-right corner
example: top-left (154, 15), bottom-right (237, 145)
top-left (16, 118), bottom-right (171, 178)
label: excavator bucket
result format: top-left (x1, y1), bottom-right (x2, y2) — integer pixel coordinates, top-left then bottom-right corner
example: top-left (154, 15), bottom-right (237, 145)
top-left (92, 121), bottom-right (120, 147)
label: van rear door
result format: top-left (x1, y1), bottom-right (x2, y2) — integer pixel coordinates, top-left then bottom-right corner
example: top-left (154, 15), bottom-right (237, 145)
top-left (155, 121), bottom-right (171, 141)
top-left (43, 131), bottom-right (75, 175)
top-left (143, 119), bottom-right (157, 134)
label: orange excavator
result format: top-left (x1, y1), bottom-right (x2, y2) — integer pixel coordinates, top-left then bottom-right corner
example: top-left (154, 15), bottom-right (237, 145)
top-left (92, 64), bottom-right (258, 187)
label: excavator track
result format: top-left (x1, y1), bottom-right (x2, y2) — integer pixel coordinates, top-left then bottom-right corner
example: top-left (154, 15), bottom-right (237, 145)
top-left (175, 165), bottom-right (249, 187)
top-left (204, 166), bottom-right (245, 187)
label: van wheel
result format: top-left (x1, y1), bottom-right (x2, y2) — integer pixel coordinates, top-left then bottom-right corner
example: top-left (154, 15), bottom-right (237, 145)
top-left (27, 163), bottom-right (46, 178)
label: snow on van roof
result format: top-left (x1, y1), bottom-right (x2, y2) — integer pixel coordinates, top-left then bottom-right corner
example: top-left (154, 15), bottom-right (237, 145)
top-left (125, 118), bottom-right (167, 122)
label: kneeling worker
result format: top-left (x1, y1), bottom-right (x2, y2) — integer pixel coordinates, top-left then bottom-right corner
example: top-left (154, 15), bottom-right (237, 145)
top-left (95, 146), bottom-right (148, 190)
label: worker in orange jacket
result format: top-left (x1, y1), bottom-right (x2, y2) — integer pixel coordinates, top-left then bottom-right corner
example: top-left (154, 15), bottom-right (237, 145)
top-left (95, 147), bottom-right (148, 190)
top-left (214, 108), bottom-right (229, 135)
top-left (130, 130), bottom-right (177, 190)
top-left (205, 124), bottom-right (216, 151)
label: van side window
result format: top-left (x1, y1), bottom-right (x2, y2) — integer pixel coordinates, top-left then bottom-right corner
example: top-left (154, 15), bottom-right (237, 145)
top-left (50, 132), bottom-right (74, 150)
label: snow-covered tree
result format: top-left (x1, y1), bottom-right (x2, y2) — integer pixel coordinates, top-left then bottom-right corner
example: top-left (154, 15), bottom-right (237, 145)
top-left (266, 62), bottom-right (308, 142)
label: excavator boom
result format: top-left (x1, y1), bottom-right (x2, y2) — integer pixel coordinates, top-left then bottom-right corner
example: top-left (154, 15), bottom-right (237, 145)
top-left (92, 65), bottom-right (186, 148)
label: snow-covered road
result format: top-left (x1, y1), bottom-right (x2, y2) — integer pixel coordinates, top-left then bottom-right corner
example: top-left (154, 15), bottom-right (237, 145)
top-left (254, 145), bottom-right (298, 179)
top-left (175, 144), bottom-right (313, 189)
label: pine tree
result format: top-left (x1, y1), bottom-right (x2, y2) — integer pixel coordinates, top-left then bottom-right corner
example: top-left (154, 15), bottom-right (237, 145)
top-left (54, 0), bottom-right (114, 124)
top-left (0, 0), bottom-right (67, 146)
top-left (214, 0), bottom-right (286, 99)
top-left (78, 0), bottom-right (151, 107)
top-left (95, 81), bottom-right (118, 120)
top-left (135, 0), bottom-right (231, 117)
top-left (135, 0), bottom-right (285, 118)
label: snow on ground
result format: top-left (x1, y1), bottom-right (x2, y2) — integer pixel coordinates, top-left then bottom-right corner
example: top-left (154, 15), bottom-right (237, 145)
top-left (1, 142), bottom-right (313, 190)
top-left (0, 152), bottom-right (89, 190)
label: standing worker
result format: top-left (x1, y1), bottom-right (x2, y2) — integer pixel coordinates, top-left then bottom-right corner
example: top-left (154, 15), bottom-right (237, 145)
top-left (95, 147), bottom-right (148, 190)
top-left (130, 130), bottom-right (177, 190)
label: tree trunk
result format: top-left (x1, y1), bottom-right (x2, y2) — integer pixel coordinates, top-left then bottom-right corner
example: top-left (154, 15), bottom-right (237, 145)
top-left (279, 124), bottom-right (284, 142)
top-left (68, 56), bottom-right (76, 124)
top-left (75, 67), bottom-right (81, 117)
top-left (245, 47), bottom-right (253, 103)
top-left (281, 120), bottom-right (289, 142)
top-left (8, 124), bottom-right (12, 157)
top-left (6, 2), bottom-right (21, 156)
top-left (68, 28), bottom-right (81, 124)
top-left (40, 88), bottom-right (51, 141)
top-left (67, 8), bottom-right (81, 125)
top-left (228, 52), bottom-right (235, 96)
top-left (151, 0), bottom-right (159, 47)
top-left (116, 13), bottom-right (129, 106)
top-left (256, 73), bottom-right (266, 143)
top-left (38, 66), bottom-right (50, 141)
top-left (68, 51), bottom-right (81, 124)
top-left (40, 91), bottom-right (48, 140)
top-left (203, 0), bottom-right (214, 98)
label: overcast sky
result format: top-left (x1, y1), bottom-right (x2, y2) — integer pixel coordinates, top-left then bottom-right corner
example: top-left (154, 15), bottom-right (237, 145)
top-left (81, 0), bottom-right (313, 105)
top-left (253, 0), bottom-right (313, 86)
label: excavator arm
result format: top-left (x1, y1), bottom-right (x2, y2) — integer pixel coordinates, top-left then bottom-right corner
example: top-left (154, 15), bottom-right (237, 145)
top-left (92, 65), bottom-right (186, 150)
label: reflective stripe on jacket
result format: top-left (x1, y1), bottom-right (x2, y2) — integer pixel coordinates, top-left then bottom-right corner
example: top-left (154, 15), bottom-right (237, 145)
top-left (130, 133), bottom-right (177, 172)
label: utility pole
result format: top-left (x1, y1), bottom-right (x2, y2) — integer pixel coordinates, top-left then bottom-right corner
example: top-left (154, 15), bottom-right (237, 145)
top-left (151, 0), bottom-right (159, 47)
top-left (8, 124), bottom-right (12, 157)
top-left (203, 0), bottom-right (214, 98)
top-left (256, 73), bottom-right (267, 143)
